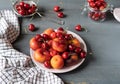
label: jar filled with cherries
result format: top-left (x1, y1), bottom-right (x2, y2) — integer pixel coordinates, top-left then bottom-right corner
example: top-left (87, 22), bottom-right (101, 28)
top-left (87, 0), bottom-right (109, 22)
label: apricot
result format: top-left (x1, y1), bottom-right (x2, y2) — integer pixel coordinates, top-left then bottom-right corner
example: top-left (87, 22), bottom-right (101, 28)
top-left (71, 37), bottom-right (81, 47)
top-left (50, 55), bottom-right (64, 69)
top-left (43, 28), bottom-right (55, 36)
top-left (30, 37), bottom-right (40, 50)
top-left (34, 49), bottom-right (46, 63)
top-left (52, 38), bottom-right (67, 52)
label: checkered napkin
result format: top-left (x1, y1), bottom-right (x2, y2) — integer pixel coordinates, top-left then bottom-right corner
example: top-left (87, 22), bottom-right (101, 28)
top-left (0, 10), bottom-right (64, 84)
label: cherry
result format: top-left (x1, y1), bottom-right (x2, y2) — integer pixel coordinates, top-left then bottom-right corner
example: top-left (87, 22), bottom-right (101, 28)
top-left (19, 1), bottom-right (24, 7)
top-left (65, 34), bottom-right (73, 40)
top-left (50, 49), bottom-right (59, 56)
top-left (87, 0), bottom-right (94, 2)
top-left (75, 47), bottom-right (82, 53)
top-left (68, 44), bottom-right (76, 51)
top-left (18, 10), bottom-right (26, 15)
top-left (44, 61), bottom-right (51, 68)
top-left (50, 32), bottom-right (57, 39)
top-left (57, 12), bottom-right (64, 18)
top-left (54, 6), bottom-right (60, 12)
top-left (57, 27), bottom-right (64, 32)
top-left (28, 8), bottom-right (34, 14)
top-left (42, 34), bottom-right (50, 40)
top-left (89, 2), bottom-right (96, 8)
top-left (35, 34), bottom-right (41, 40)
top-left (80, 51), bottom-right (86, 58)
top-left (42, 43), bottom-right (49, 49)
top-left (24, 3), bottom-right (30, 9)
top-left (62, 52), bottom-right (69, 59)
top-left (28, 24), bottom-right (35, 31)
top-left (75, 24), bottom-right (82, 31)
top-left (95, 1), bottom-right (102, 7)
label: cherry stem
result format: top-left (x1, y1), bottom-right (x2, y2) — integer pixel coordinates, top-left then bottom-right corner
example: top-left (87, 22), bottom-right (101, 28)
top-left (82, 27), bottom-right (88, 32)
top-left (36, 12), bottom-right (65, 25)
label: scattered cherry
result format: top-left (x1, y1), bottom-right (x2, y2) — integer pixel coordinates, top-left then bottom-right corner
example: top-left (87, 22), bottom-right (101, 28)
top-left (57, 12), bottom-right (64, 18)
top-left (28, 24), bottom-right (35, 31)
top-left (54, 6), bottom-right (60, 12)
top-left (75, 24), bottom-right (82, 31)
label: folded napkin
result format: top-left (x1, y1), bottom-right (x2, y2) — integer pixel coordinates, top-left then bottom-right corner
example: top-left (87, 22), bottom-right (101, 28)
top-left (0, 10), bottom-right (64, 84)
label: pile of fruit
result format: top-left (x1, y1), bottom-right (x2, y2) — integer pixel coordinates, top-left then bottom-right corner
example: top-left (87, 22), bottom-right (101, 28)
top-left (87, 0), bottom-right (107, 21)
top-left (15, 1), bottom-right (37, 16)
top-left (30, 28), bottom-right (86, 69)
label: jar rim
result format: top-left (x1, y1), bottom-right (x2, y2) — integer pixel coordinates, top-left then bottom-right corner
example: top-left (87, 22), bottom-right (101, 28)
top-left (87, 3), bottom-right (110, 12)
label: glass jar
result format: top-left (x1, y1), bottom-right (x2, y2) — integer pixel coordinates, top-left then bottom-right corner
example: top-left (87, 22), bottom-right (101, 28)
top-left (87, 6), bottom-right (108, 22)
top-left (83, 0), bottom-right (113, 22)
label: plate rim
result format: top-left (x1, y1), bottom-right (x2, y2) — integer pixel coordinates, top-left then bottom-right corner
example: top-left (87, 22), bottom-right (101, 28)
top-left (30, 30), bottom-right (87, 73)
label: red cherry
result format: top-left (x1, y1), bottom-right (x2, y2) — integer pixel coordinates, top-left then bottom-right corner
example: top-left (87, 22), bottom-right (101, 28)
top-left (18, 10), bottom-right (26, 15)
top-left (24, 3), bottom-right (30, 9)
top-left (35, 34), bottom-right (41, 40)
top-left (87, 0), bottom-right (94, 2)
top-left (41, 43), bottom-right (49, 49)
top-left (19, 1), bottom-right (24, 7)
top-left (28, 24), bottom-right (35, 31)
top-left (75, 24), bottom-right (82, 31)
top-left (62, 52), bottom-right (69, 59)
top-left (50, 32), bottom-right (57, 39)
top-left (89, 2), bottom-right (96, 8)
top-left (75, 47), bottom-right (82, 53)
top-left (80, 51), bottom-right (86, 58)
top-left (57, 27), bottom-right (64, 32)
top-left (28, 8), bottom-right (35, 14)
top-left (44, 61), bottom-right (51, 68)
top-left (31, 4), bottom-right (37, 10)
top-left (65, 34), bottom-right (73, 40)
top-left (54, 6), bottom-right (60, 12)
top-left (95, 1), bottom-right (102, 7)
top-left (68, 44), bottom-right (76, 51)
top-left (50, 49), bottom-right (59, 56)
top-left (57, 12), bottom-right (64, 18)
top-left (42, 34), bottom-right (50, 40)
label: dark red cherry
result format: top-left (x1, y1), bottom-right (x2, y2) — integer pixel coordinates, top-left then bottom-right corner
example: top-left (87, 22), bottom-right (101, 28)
top-left (54, 6), bottom-right (60, 12)
top-left (44, 61), bottom-right (51, 68)
top-left (75, 24), bottom-right (82, 31)
top-left (57, 12), bottom-right (64, 18)
top-left (28, 24), bottom-right (35, 31)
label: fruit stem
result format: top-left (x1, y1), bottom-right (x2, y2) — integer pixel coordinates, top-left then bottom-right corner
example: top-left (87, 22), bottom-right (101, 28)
top-left (82, 27), bottom-right (88, 32)
top-left (36, 12), bottom-right (65, 25)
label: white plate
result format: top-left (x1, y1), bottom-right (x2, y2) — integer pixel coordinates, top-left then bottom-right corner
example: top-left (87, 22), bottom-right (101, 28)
top-left (30, 30), bottom-right (87, 73)
top-left (113, 8), bottom-right (120, 22)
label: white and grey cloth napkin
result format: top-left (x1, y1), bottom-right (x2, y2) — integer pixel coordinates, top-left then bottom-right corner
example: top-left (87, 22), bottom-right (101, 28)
top-left (0, 10), bottom-right (64, 84)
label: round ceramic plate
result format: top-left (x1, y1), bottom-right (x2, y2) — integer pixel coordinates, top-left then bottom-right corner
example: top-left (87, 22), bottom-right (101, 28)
top-left (30, 30), bottom-right (87, 73)
top-left (113, 8), bottom-right (120, 22)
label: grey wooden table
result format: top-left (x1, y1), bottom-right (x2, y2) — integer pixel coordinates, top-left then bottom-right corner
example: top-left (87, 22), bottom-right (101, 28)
top-left (1, 0), bottom-right (120, 84)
